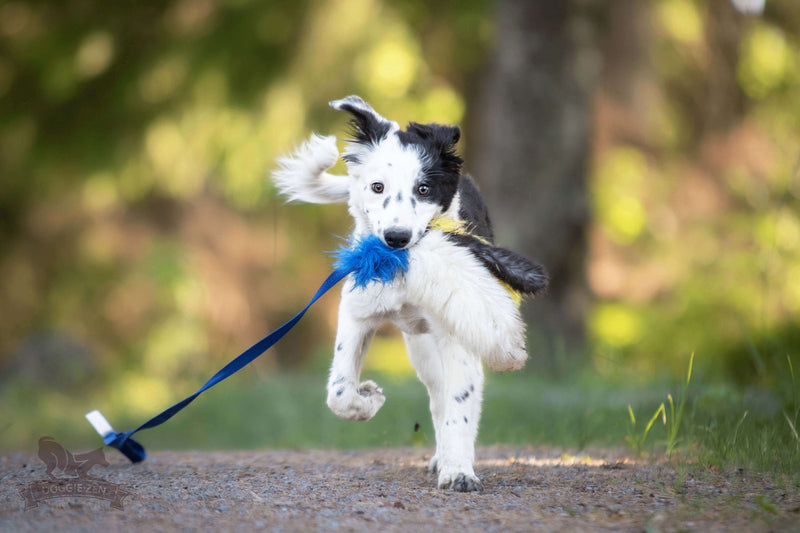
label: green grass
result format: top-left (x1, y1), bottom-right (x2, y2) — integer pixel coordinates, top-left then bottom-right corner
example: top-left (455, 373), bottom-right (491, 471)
top-left (2, 365), bottom-right (799, 481)
top-left (626, 402), bottom-right (665, 456)
top-left (625, 353), bottom-right (694, 457)
top-left (0, 371), bottom-right (652, 453)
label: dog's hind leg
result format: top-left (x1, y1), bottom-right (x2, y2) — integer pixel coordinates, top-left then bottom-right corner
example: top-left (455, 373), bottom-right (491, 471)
top-left (326, 298), bottom-right (385, 421)
top-left (406, 332), bottom-right (484, 492)
top-left (403, 332), bottom-right (445, 473)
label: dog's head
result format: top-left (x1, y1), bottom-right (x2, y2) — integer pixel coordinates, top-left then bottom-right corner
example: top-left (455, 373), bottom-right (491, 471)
top-left (331, 96), bottom-right (463, 250)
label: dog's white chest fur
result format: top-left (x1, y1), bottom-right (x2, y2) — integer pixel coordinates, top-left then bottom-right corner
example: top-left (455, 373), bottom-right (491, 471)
top-left (342, 281), bottom-right (430, 336)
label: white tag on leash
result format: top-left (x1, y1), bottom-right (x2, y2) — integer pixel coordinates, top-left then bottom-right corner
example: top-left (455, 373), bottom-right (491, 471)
top-left (85, 409), bottom-right (114, 437)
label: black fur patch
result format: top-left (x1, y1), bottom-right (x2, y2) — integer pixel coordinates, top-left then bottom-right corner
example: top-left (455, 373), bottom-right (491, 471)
top-left (446, 233), bottom-right (549, 296)
top-left (456, 175), bottom-right (494, 242)
top-left (454, 389), bottom-right (470, 403)
top-left (334, 100), bottom-right (392, 164)
top-left (396, 122), bottom-right (463, 212)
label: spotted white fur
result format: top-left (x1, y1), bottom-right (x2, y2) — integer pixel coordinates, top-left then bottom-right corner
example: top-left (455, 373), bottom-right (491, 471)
top-left (271, 96), bottom-right (532, 492)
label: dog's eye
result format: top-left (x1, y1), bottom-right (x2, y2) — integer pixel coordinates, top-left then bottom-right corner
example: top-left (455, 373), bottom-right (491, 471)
top-left (417, 184), bottom-right (430, 196)
top-left (371, 182), bottom-right (384, 194)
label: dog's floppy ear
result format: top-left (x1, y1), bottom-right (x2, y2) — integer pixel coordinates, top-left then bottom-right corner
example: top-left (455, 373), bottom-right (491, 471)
top-left (406, 122), bottom-right (460, 147)
top-left (330, 96), bottom-right (396, 162)
top-left (403, 122), bottom-right (463, 176)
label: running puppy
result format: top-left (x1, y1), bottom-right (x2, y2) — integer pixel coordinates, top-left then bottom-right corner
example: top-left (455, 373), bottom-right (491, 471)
top-left (272, 96), bottom-right (547, 491)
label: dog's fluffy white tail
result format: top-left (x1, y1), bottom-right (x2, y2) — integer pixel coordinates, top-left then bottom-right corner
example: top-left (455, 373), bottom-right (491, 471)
top-left (272, 134), bottom-right (350, 204)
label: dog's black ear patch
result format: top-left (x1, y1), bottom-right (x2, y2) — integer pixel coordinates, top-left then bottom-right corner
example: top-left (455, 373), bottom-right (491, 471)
top-left (330, 96), bottom-right (392, 162)
top-left (405, 122), bottom-right (460, 145)
top-left (398, 122), bottom-right (464, 211)
top-left (447, 234), bottom-right (549, 296)
top-left (400, 122), bottom-right (463, 177)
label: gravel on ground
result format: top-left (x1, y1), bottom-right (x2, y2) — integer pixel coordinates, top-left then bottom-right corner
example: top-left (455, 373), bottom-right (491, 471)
top-left (2, 446), bottom-right (798, 532)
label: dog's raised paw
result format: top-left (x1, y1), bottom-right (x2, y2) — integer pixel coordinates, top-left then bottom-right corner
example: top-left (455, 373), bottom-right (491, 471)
top-left (357, 380), bottom-right (382, 397)
top-left (327, 381), bottom-right (385, 421)
top-left (478, 338), bottom-right (529, 372)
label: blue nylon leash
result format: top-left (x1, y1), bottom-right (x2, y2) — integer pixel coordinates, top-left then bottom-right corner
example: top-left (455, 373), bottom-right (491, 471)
top-left (85, 235), bottom-right (409, 463)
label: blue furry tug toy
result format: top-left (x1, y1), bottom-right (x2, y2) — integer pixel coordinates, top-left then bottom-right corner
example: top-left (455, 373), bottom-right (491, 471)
top-left (85, 235), bottom-right (408, 463)
top-left (330, 234), bottom-right (409, 290)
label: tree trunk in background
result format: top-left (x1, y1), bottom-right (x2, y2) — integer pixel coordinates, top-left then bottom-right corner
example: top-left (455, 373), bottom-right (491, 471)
top-left (467, 1), bottom-right (599, 369)
top-left (703, 0), bottom-right (747, 135)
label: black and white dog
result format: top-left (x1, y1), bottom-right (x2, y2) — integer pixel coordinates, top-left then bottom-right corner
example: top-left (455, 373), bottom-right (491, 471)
top-left (273, 96), bottom-right (547, 491)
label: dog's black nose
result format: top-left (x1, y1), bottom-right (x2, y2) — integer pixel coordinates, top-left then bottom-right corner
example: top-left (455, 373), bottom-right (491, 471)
top-left (384, 228), bottom-right (412, 249)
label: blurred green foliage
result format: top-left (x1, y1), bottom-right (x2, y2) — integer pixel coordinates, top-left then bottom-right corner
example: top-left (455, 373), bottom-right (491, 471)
top-left (588, 0), bottom-right (800, 385)
top-left (0, 0), bottom-right (489, 402)
top-left (1, 0), bottom-right (800, 454)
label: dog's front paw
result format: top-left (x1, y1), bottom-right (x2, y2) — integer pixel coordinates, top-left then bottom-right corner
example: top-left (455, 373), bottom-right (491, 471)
top-left (438, 471), bottom-right (484, 492)
top-left (326, 380), bottom-right (385, 421)
top-left (428, 454), bottom-right (439, 473)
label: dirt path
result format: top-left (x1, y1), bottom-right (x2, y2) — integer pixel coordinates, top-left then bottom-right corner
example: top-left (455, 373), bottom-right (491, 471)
top-left (2, 446), bottom-right (797, 532)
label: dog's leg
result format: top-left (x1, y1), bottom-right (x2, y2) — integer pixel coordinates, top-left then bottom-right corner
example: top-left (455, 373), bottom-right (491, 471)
top-left (326, 300), bottom-right (384, 421)
top-left (407, 333), bottom-right (484, 492)
top-left (436, 342), bottom-right (484, 491)
top-left (403, 332), bottom-right (445, 472)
